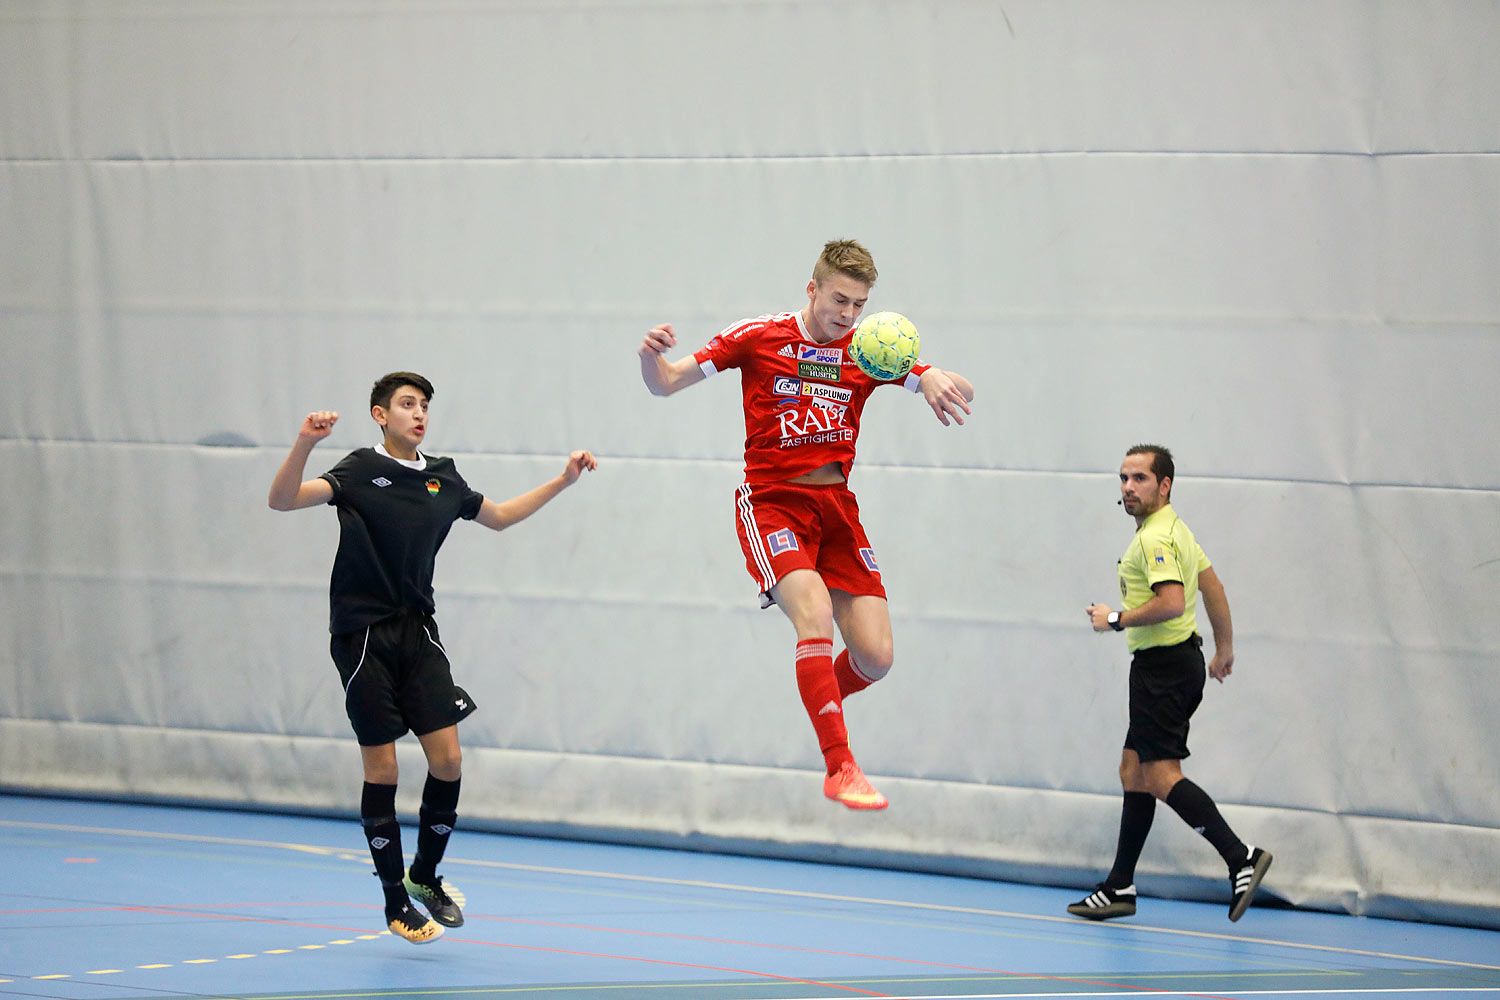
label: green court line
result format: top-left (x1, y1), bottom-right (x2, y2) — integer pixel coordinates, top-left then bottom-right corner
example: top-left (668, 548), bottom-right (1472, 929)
top-left (6, 818), bottom-right (1496, 976)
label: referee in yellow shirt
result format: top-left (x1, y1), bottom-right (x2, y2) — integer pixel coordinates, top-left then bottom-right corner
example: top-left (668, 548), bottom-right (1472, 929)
top-left (1072, 444), bottom-right (1273, 923)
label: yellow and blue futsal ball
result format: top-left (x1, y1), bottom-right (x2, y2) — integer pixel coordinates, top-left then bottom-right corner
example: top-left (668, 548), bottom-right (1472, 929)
top-left (848, 311), bottom-right (921, 381)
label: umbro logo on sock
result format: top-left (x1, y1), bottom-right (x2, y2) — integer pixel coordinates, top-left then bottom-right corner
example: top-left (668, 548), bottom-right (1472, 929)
top-left (817, 701), bottom-right (842, 716)
top-left (372, 477), bottom-right (392, 487)
top-left (430, 824), bottom-right (453, 835)
top-left (370, 837), bottom-right (391, 849)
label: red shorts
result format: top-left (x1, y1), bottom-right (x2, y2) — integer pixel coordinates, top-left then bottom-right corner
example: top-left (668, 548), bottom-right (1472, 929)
top-left (733, 481), bottom-right (886, 607)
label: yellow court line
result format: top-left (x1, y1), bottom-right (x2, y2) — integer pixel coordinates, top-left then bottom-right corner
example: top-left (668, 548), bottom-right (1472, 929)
top-left (7, 818), bottom-right (1496, 973)
top-left (210, 988), bottom-right (873, 1000)
top-left (824, 971), bottom-right (1367, 989)
top-left (27, 937), bottom-right (377, 984)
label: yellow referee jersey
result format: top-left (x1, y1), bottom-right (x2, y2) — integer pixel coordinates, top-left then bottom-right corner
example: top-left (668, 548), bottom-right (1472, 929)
top-left (1117, 503), bottom-right (1210, 651)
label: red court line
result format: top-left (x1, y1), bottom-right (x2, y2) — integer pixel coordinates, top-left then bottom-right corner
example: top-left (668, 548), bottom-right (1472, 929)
top-left (107, 905), bottom-right (897, 998)
top-left (462, 913), bottom-right (1245, 1000)
top-left (450, 935), bottom-right (898, 998)
top-left (471, 911), bottom-right (1061, 973)
top-left (96, 904), bottom-right (1241, 1000)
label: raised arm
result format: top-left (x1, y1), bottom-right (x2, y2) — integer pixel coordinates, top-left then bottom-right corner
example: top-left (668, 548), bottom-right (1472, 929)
top-left (1198, 565), bottom-right (1235, 682)
top-left (639, 323), bottom-right (708, 397)
top-left (918, 367), bottom-right (975, 426)
top-left (267, 411), bottom-right (339, 511)
top-left (474, 450), bottom-right (598, 532)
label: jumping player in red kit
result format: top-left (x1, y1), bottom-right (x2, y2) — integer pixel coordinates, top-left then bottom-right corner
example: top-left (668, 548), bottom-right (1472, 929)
top-left (638, 240), bottom-right (975, 810)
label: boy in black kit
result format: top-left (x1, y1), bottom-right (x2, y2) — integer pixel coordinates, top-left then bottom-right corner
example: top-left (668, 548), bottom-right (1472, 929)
top-left (269, 371), bottom-right (596, 943)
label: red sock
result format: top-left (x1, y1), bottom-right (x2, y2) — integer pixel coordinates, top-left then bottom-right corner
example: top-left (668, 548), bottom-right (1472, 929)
top-left (795, 638), bottom-right (853, 774)
top-left (833, 649), bottom-right (873, 699)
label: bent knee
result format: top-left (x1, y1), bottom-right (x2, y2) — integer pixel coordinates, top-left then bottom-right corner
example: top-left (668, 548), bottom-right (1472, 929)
top-left (852, 644), bottom-right (894, 683)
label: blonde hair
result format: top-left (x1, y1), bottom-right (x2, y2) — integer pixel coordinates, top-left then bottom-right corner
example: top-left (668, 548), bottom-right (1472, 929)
top-left (812, 239), bottom-right (877, 287)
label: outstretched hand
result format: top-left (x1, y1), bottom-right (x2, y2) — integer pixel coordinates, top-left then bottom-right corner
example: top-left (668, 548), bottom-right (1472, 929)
top-left (562, 450), bottom-right (598, 484)
top-left (299, 410), bottom-right (339, 442)
top-left (919, 369), bottom-right (972, 426)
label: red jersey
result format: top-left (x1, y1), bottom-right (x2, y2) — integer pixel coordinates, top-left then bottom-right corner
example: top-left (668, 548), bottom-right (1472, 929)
top-left (694, 311), bottom-right (930, 484)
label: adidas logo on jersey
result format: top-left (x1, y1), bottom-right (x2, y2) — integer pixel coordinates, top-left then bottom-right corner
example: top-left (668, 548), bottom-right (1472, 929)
top-left (778, 344), bottom-right (796, 357)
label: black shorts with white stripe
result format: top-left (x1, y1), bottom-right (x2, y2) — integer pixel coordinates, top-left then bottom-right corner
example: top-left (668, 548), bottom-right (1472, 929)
top-left (330, 610), bottom-right (477, 746)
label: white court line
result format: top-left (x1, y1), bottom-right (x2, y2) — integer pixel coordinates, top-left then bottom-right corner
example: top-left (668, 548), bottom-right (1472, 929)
top-left (0, 820), bottom-right (347, 858)
top-left (783, 992), bottom-right (1500, 999)
top-left (447, 855), bottom-right (1500, 973)
top-left (7, 819), bottom-right (1497, 974)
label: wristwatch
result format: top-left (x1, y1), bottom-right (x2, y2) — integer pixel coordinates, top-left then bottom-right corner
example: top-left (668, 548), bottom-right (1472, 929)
top-left (1107, 611), bottom-right (1124, 631)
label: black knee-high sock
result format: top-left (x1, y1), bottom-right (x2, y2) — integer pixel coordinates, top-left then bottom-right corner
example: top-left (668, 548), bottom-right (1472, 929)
top-left (1105, 791), bottom-right (1156, 889)
top-left (409, 774), bottom-right (460, 885)
top-left (1164, 778), bottom-right (1248, 870)
top-left (360, 781), bottom-right (408, 914)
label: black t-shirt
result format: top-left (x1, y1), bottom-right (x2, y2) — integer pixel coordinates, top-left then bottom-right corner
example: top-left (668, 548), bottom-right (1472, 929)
top-left (319, 448), bottom-right (484, 634)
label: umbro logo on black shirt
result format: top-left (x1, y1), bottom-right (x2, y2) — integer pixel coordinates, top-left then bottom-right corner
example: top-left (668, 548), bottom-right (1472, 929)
top-left (372, 477), bottom-right (392, 487)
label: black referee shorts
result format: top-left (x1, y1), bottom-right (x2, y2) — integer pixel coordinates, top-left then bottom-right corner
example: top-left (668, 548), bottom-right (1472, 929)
top-left (1124, 634), bottom-right (1205, 763)
top-left (330, 612), bottom-right (478, 747)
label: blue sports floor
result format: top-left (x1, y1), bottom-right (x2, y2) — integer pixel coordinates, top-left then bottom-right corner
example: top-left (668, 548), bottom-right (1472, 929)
top-left (2, 794), bottom-right (1497, 1000)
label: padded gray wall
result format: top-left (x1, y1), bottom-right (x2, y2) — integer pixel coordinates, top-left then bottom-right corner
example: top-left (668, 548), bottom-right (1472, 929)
top-left (3, 0), bottom-right (1498, 927)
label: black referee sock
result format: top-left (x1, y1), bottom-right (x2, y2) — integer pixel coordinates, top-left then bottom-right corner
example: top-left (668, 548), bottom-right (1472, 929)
top-left (360, 781), bottom-right (408, 914)
top-left (409, 774), bottom-right (461, 886)
top-left (1105, 791), bottom-right (1156, 889)
top-left (1164, 778), bottom-right (1249, 870)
